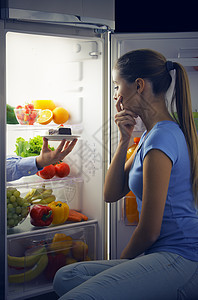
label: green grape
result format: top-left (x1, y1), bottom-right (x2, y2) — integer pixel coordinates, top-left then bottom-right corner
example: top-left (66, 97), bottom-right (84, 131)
top-left (7, 219), bottom-right (15, 227)
top-left (17, 197), bottom-right (24, 206)
top-left (12, 201), bottom-right (17, 208)
top-left (15, 206), bottom-right (22, 214)
top-left (7, 212), bottom-right (13, 219)
top-left (7, 203), bottom-right (14, 213)
top-left (13, 190), bottom-right (20, 198)
top-left (21, 208), bottom-right (28, 217)
top-left (13, 213), bottom-right (18, 220)
top-left (10, 195), bottom-right (16, 203)
top-left (14, 219), bottom-right (19, 226)
top-left (7, 190), bottom-right (12, 198)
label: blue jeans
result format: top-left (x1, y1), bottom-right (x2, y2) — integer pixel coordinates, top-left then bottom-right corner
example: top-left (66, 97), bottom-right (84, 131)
top-left (53, 252), bottom-right (198, 300)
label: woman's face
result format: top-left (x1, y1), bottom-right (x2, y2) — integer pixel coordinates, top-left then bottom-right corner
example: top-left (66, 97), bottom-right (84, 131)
top-left (112, 69), bottom-right (139, 112)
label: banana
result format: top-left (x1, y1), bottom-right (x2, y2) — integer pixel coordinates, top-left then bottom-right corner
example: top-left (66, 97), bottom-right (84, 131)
top-left (8, 246), bottom-right (45, 268)
top-left (24, 188), bottom-right (37, 201)
top-left (8, 250), bottom-right (48, 284)
top-left (31, 189), bottom-right (53, 201)
top-left (32, 195), bottom-right (56, 205)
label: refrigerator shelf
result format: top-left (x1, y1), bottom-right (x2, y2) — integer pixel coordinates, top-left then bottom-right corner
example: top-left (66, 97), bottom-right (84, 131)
top-left (7, 218), bottom-right (97, 238)
top-left (7, 123), bottom-right (84, 134)
top-left (7, 174), bottom-right (83, 187)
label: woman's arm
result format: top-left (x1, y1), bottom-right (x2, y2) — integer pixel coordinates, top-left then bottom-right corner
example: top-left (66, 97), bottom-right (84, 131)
top-left (104, 96), bottom-right (138, 202)
top-left (104, 142), bottom-right (138, 202)
top-left (120, 149), bottom-right (172, 259)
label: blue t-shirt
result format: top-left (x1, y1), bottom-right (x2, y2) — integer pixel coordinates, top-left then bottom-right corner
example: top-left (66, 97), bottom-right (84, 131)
top-left (128, 120), bottom-right (198, 261)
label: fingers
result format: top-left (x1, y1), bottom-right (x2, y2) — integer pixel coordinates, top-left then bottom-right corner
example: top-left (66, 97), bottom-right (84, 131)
top-left (63, 139), bottom-right (78, 154)
top-left (54, 138), bottom-right (78, 159)
top-left (55, 139), bottom-right (67, 153)
top-left (115, 96), bottom-right (123, 112)
top-left (115, 109), bottom-right (136, 125)
top-left (42, 137), bottom-right (49, 151)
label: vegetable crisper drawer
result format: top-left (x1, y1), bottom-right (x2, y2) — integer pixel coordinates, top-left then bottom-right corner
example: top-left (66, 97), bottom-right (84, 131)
top-left (7, 221), bottom-right (97, 300)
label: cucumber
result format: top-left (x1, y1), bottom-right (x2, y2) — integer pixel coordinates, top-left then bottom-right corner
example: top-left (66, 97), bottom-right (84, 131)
top-left (6, 104), bottom-right (18, 124)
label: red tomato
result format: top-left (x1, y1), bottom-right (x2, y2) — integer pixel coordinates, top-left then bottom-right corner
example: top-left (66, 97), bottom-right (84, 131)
top-left (55, 162), bottom-right (70, 178)
top-left (37, 165), bottom-right (56, 179)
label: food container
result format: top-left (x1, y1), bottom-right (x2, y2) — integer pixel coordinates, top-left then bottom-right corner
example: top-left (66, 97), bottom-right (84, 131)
top-left (7, 221), bottom-right (97, 299)
top-left (14, 108), bottom-right (41, 125)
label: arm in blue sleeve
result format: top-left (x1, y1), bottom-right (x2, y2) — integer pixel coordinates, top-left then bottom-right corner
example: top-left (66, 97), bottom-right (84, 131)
top-left (6, 156), bottom-right (40, 182)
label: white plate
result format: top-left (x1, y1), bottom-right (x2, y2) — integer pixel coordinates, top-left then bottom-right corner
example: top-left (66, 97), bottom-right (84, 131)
top-left (42, 135), bottom-right (80, 141)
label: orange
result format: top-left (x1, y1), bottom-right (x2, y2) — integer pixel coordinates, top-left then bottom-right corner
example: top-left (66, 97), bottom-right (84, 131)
top-left (32, 100), bottom-right (56, 111)
top-left (37, 109), bottom-right (53, 125)
top-left (52, 107), bottom-right (70, 124)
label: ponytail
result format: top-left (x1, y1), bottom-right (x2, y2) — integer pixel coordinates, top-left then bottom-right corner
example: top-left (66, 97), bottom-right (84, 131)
top-left (171, 62), bottom-right (198, 206)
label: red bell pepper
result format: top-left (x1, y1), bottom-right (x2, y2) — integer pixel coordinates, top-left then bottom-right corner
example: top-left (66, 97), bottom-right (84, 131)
top-left (30, 205), bottom-right (53, 227)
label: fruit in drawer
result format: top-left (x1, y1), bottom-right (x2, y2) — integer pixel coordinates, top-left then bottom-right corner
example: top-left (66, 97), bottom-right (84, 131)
top-left (8, 248), bottom-right (48, 284)
top-left (65, 257), bottom-right (77, 265)
top-left (44, 252), bottom-right (66, 281)
top-left (71, 241), bottom-right (88, 261)
top-left (8, 246), bottom-right (46, 268)
top-left (49, 233), bottom-right (73, 255)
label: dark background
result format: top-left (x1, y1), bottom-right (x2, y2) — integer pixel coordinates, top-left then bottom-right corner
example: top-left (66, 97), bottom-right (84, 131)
top-left (115, 0), bottom-right (198, 33)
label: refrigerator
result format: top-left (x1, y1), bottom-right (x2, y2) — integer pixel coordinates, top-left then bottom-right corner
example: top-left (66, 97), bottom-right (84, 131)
top-left (1, 1), bottom-right (198, 299)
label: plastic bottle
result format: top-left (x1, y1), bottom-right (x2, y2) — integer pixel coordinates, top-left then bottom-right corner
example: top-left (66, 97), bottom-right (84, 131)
top-left (125, 190), bottom-right (139, 225)
top-left (126, 137), bottom-right (141, 160)
top-left (125, 137), bottom-right (140, 225)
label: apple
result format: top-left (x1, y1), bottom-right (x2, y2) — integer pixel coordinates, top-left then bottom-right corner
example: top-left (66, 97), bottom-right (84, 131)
top-left (72, 241), bottom-right (88, 261)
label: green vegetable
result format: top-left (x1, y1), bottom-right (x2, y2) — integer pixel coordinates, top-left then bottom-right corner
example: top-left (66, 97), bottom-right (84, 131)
top-left (7, 104), bottom-right (19, 124)
top-left (15, 136), bottom-right (55, 157)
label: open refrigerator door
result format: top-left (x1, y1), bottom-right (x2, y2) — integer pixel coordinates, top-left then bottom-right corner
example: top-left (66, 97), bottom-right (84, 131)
top-left (110, 32), bottom-right (198, 259)
top-left (3, 20), bottom-right (111, 299)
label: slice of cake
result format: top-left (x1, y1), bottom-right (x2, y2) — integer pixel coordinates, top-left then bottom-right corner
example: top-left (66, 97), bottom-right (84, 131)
top-left (48, 127), bottom-right (72, 135)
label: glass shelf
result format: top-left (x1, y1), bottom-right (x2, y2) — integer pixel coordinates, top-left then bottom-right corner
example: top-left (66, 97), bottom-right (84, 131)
top-left (6, 122), bottom-right (84, 134)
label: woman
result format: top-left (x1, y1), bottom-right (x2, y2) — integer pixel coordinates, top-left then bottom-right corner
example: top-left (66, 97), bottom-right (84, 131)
top-left (53, 49), bottom-right (198, 299)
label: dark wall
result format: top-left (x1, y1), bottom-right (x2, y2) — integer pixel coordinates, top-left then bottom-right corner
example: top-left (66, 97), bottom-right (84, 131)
top-left (115, 0), bottom-right (198, 33)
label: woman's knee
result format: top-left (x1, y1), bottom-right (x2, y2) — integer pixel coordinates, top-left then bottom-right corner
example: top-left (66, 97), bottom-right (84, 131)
top-left (53, 262), bottom-right (84, 296)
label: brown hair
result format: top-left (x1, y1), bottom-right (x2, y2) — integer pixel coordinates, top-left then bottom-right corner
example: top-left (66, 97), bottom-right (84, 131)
top-left (114, 49), bottom-right (198, 205)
